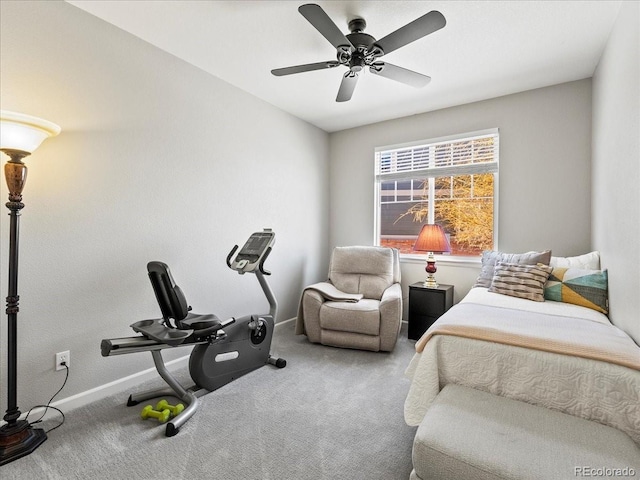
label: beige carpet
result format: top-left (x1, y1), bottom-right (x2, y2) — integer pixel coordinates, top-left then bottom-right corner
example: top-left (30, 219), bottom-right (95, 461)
top-left (2, 321), bottom-right (416, 479)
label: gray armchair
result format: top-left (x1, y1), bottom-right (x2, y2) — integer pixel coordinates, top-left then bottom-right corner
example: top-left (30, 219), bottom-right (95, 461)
top-left (295, 246), bottom-right (402, 352)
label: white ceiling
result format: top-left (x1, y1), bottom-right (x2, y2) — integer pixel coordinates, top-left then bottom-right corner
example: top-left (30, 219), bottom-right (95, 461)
top-left (66, 1), bottom-right (621, 133)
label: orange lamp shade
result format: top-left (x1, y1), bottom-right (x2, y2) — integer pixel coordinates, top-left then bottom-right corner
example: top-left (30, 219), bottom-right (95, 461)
top-left (413, 224), bottom-right (451, 253)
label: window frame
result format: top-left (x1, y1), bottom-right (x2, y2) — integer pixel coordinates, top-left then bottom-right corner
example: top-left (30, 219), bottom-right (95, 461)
top-left (373, 128), bottom-right (500, 263)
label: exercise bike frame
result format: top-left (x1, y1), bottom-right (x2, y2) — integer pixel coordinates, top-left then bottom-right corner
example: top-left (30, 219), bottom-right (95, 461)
top-left (101, 236), bottom-right (284, 437)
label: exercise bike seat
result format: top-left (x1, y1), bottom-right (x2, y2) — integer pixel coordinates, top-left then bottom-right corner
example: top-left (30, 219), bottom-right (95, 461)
top-left (130, 318), bottom-right (193, 346)
top-left (178, 311), bottom-right (221, 329)
top-left (141, 261), bottom-right (222, 339)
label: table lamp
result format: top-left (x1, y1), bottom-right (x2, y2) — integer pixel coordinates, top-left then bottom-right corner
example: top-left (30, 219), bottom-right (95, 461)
top-left (413, 224), bottom-right (451, 288)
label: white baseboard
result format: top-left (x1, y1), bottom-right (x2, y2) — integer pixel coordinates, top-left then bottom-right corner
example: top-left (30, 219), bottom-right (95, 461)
top-left (7, 355), bottom-right (190, 425)
top-left (276, 317), bottom-right (295, 326)
top-left (9, 317), bottom-right (297, 423)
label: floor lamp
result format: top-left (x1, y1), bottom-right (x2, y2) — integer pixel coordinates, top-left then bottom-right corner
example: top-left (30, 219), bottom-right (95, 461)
top-left (0, 110), bottom-right (60, 465)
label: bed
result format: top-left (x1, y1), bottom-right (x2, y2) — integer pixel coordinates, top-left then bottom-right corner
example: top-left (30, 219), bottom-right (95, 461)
top-left (404, 286), bottom-right (640, 445)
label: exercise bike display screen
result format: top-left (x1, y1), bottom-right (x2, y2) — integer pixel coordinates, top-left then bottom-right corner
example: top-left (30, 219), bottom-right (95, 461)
top-left (239, 234), bottom-right (271, 258)
top-left (232, 231), bottom-right (275, 272)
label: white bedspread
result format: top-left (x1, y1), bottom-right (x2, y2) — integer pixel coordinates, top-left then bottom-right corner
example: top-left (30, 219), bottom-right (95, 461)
top-left (404, 288), bottom-right (640, 444)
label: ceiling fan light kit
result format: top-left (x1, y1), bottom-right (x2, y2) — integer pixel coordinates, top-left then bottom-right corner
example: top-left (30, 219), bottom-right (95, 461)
top-left (271, 3), bottom-right (446, 102)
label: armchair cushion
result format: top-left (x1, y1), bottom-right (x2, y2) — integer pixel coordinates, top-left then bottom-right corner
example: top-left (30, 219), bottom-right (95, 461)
top-left (320, 299), bottom-right (381, 336)
top-left (329, 246), bottom-right (396, 300)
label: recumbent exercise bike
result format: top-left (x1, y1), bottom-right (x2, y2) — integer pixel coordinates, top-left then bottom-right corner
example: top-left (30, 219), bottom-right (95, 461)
top-left (101, 229), bottom-right (286, 437)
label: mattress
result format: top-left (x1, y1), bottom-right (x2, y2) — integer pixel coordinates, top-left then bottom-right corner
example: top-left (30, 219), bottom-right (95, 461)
top-left (404, 288), bottom-right (640, 444)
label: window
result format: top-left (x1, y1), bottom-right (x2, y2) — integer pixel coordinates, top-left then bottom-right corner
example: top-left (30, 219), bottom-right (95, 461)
top-left (374, 129), bottom-right (499, 257)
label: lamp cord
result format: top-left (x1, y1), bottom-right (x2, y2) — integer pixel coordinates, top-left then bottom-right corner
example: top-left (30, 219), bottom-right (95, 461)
top-left (25, 363), bottom-right (68, 433)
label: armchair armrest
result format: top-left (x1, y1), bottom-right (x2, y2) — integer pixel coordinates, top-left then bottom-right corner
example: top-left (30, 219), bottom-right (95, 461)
top-left (295, 284), bottom-right (327, 342)
top-left (379, 283), bottom-right (403, 351)
top-left (380, 282), bottom-right (402, 305)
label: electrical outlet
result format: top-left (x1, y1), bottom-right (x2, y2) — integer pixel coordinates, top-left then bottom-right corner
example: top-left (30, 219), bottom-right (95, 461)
top-left (55, 350), bottom-right (70, 371)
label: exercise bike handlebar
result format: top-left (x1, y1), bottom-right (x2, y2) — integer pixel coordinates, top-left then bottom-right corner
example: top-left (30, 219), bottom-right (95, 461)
top-left (225, 230), bottom-right (277, 318)
top-left (225, 245), bottom-right (272, 276)
top-left (258, 247), bottom-right (272, 275)
top-left (226, 245), bottom-right (238, 269)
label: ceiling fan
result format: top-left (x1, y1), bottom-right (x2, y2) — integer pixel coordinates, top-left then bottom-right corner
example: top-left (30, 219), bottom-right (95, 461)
top-left (271, 3), bottom-right (446, 102)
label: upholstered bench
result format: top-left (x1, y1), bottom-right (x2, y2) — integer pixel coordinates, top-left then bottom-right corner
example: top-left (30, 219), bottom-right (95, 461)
top-left (411, 384), bottom-right (640, 480)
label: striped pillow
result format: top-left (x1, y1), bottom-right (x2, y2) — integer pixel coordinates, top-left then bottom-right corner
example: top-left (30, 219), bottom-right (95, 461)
top-left (474, 250), bottom-right (552, 288)
top-left (489, 262), bottom-right (553, 302)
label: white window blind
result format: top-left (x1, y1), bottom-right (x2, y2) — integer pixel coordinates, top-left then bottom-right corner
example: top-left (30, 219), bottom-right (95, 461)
top-left (375, 129), bottom-right (499, 180)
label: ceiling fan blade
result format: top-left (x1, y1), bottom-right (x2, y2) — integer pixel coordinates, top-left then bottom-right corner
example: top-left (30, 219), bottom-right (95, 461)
top-left (271, 60), bottom-right (340, 76)
top-left (373, 11), bottom-right (446, 55)
top-left (299, 4), bottom-right (353, 49)
top-left (369, 62), bottom-right (431, 88)
top-left (336, 72), bottom-right (359, 102)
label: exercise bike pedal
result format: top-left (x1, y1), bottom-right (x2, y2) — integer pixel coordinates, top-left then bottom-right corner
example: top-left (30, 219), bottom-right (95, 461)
top-left (268, 356), bottom-right (286, 369)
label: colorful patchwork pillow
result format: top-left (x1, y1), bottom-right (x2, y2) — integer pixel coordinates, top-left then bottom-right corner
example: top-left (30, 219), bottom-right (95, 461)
top-left (544, 268), bottom-right (609, 314)
top-left (488, 262), bottom-right (553, 302)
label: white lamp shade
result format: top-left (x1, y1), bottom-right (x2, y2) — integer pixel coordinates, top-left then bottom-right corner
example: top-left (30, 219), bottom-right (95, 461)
top-left (0, 110), bottom-right (61, 154)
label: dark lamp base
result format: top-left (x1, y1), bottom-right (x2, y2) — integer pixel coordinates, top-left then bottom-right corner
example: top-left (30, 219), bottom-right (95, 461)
top-left (0, 419), bottom-right (47, 466)
top-left (424, 253), bottom-right (439, 288)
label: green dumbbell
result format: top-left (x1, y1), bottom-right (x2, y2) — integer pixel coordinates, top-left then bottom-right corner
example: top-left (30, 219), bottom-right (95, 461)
top-left (156, 399), bottom-right (185, 418)
top-left (140, 405), bottom-right (170, 423)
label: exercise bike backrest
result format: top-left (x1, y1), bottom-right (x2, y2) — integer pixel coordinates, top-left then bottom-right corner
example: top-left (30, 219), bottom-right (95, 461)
top-left (147, 261), bottom-right (191, 329)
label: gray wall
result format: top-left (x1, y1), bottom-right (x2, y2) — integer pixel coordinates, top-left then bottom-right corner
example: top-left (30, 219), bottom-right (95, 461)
top-left (1, 0), bottom-right (636, 417)
top-left (0, 1), bottom-right (329, 410)
top-left (329, 80), bottom-right (593, 303)
top-left (592, 1), bottom-right (640, 344)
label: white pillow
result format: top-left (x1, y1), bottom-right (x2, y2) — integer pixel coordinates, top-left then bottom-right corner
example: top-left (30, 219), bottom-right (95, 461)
top-left (549, 251), bottom-right (600, 270)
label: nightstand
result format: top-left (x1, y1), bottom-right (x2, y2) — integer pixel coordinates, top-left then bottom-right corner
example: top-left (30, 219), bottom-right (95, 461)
top-left (408, 283), bottom-right (454, 340)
